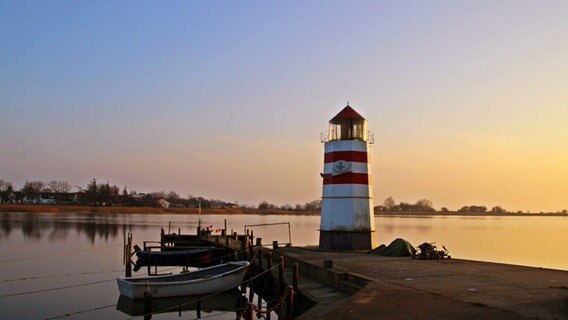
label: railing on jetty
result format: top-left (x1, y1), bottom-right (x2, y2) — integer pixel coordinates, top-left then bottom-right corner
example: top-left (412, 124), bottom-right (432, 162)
top-left (244, 222), bottom-right (291, 247)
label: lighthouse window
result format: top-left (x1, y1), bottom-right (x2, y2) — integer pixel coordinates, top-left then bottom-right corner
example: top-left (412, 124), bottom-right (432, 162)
top-left (328, 118), bottom-right (367, 141)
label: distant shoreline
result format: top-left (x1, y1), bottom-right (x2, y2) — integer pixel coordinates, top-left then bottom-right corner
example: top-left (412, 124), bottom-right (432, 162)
top-left (0, 204), bottom-right (320, 216)
top-left (0, 204), bottom-right (566, 217)
top-left (375, 211), bottom-right (568, 217)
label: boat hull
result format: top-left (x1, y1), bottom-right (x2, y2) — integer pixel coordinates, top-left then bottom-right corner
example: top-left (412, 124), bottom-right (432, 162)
top-left (117, 261), bottom-right (249, 299)
top-left (134, 247), bottom-right (235, 269)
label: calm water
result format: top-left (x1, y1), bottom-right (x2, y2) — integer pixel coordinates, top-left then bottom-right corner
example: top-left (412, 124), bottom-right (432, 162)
top-left (0, 212), bottom-right (567, 319)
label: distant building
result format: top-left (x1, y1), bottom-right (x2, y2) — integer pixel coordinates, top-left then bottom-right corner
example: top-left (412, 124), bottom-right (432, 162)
top-left (157, 198), bottom-right (170, 208)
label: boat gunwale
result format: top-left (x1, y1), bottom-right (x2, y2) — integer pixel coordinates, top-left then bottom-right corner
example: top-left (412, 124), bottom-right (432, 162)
top-left (118, 261), bottom-right (250, 285)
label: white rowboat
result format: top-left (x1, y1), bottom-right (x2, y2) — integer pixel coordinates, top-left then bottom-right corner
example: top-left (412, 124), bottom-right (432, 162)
top-left (117, 261), bottom-right (249, 299)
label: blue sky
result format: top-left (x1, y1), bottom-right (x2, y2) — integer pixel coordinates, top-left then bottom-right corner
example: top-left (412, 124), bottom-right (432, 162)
top-left (1, 1), bottom-right (567, 211)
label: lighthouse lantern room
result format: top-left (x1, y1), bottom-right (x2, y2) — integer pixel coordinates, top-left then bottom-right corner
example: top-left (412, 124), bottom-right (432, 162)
top-left (319, 104), bottom-right (376, 250)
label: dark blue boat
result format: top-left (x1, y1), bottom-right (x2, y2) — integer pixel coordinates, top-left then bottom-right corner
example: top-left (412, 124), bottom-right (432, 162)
top-left (133, 247), bottom-right (235, 271)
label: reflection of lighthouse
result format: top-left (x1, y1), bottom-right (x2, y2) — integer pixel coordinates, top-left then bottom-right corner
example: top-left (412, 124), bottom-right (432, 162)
top-left (319, 104), bottom-right (376, 250)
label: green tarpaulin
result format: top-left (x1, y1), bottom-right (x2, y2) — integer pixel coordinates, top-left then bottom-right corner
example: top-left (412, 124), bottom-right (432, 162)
top-left (373, 238), bottom-right (416, 256)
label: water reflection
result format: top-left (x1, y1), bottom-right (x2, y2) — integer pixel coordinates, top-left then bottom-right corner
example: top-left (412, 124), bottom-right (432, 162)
top-left (116, 289), bottom-right (247, 319)
top-left (0, 212), bottom-right (149, 244)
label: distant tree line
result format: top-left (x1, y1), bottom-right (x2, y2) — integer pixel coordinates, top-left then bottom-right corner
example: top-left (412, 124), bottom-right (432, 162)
top-left (375, 196), bottom-right (435, 212)
top-left (258, 199), bottom-right (321, 212)
top-left (0, 178), bottom-right (323, 211)
top-left (375, 196), bottom-right (568, 214)
top-left (2, 178), bottom-right (567, 214)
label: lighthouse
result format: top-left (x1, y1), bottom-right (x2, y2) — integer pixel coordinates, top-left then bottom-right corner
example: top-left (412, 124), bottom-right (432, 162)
top-left (319, 104), bottom-right (376, 250)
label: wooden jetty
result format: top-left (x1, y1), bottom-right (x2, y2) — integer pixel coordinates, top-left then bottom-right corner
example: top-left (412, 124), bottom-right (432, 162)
top-left (124, 228), bottom-right (568, 320)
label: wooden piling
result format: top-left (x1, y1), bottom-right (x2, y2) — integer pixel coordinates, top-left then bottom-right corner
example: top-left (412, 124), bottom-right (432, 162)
top-left (246, 302), bottom-right (254, 320)
top-left (248, 283), bottom-right (254, 303)
top-left (196, 299), bottom-right (201, 319)
top-left (286, 285), bottom-right (294, 320)
top-left (249, 242), bottom-right (254, 261)
top-left (273, 240), bottom-right (278, 249)
top-left (123, 231), bottom-right (126, 266)
top-left (143, 291), bottom-right (151, 318)
top-left (267, 252), bottom-right (273, 270)
top-left (241, 235), bottom-right (247, 251)
top-left (223, 219), bottom-right (227, 236)
top-left (125, 233), bottom-right (132, 277)
top-left (147, 250), bottom-right (151, 276)
top-left (279, 256), bottom-right (285, 294)
top-left (292, 263), bottom-right (299, 293)
top-left (256, 237), bottom-right (262, 247)
top-left (257, 291), bottom-right (262, 319)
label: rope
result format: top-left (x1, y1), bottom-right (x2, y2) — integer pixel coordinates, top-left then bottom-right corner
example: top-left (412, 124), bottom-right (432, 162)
top-left (42, 304), bottom-right (116, 320)
top-left (1, 269), bottom-right (124, 283)
top-left (251, 286), bottom-right (293, 315)
top-left (0, 279), bottom-right (114, 298)
top-left (0, 243), bottom-right (123, 263)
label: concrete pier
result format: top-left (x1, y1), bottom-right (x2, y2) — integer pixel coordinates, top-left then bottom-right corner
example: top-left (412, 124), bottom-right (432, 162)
top-left (273, 247), bottom-right (568, 320)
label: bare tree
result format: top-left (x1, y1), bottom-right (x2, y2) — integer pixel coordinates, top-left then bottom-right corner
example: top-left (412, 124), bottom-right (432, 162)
top-left (0, 179), bottom-right (12, 191)
top-left (0, 179), bottom-right (14, 203)
top-left (304, 199), bottom-right (321, 211)
top-left (491, 206), bottom-right (507, 213)
top-left (21, 180), bottom-right (45, 201)
top-left (47, 180), bottom-right (71, 193)
top-left (383, 196), bottom-right (396, 210)
top-left (150, 191), bottom-right (166, 199)
top-left (416, 198), bottom-right (434, 211)
top-left (166, 191), bottom-right (180, 201)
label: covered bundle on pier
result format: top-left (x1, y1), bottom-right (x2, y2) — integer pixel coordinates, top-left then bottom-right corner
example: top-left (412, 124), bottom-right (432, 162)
top-left (372, 238), bottom-right (416, 256)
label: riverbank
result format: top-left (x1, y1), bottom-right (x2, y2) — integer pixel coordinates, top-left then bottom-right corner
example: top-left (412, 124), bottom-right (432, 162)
top-left (0, 204), bottom-right (320, 216)
top-left (0, 204), bottom-right (566, 217)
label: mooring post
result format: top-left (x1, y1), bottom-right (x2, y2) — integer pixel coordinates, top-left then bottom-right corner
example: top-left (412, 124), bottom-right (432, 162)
top-left (256, 291), bottom-right (262, 319)
top-left (147, 248), bottom-right (152, 276)
top-left (247, 302), bottom-right (254, 320)
top-left (292, 263), bottom-right (299, 293)
top-left (223, 219), bottom-right (227, 236)
top-left (248, 282), bottom-right (254, 303)
top-left (144, 291), bottom-right (151, 317)
top-left (196, 299), bottom-right (201, 319)
top-left (267, 252), bottom-right (273, 270)
top-left (286, 285), bottom-right (294, 320)
top-left (273, 240), bottom-right (278, 249)
top-left (279, 256), bottom-right (285, 294)
top-left (248, 242), bottom-right (253, 261)
top-left (250, 230), bottom-right (254, 246)
top-left (123, 230), bottom-right (126, 266)
top-left (240, 235), bottom-right (247, 252)
top-left (125, 233), bottom-right (132, 277)
top-left (256, 237), bottom-right (262, 247)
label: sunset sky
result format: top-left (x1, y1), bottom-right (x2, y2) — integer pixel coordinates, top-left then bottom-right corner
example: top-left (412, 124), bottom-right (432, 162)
top-left (1, 1), bottom-right (567, 212)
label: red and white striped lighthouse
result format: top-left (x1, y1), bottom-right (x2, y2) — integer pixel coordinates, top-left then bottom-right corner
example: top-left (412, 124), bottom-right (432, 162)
top-left (319, 104), bottom-right (376, 250)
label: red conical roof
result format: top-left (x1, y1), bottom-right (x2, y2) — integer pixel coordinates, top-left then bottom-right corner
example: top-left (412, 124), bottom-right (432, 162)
top-left (331, 104), bottom-right (365, 121)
